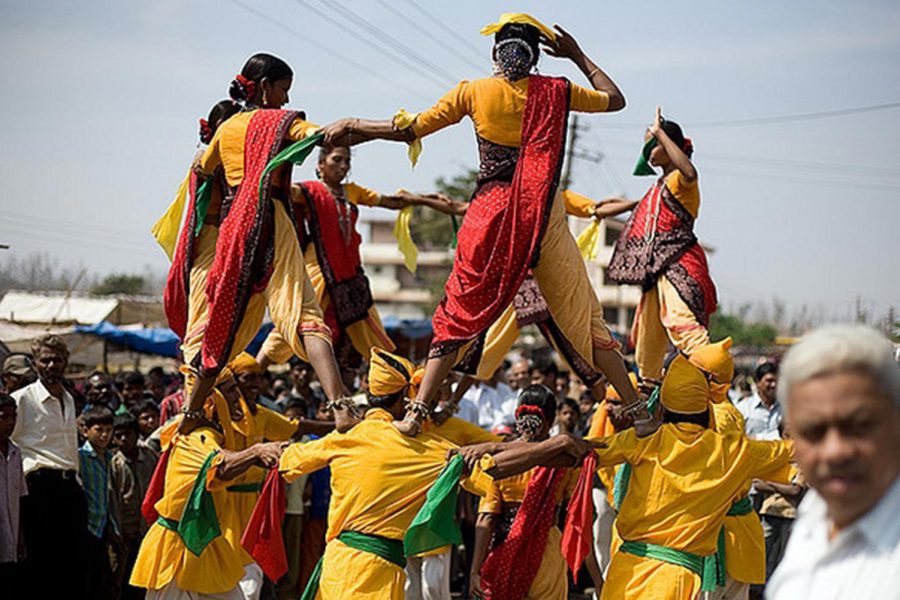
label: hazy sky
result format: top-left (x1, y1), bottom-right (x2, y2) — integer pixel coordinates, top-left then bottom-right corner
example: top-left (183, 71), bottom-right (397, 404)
top-left (1, 0), bottom-right (898, 321)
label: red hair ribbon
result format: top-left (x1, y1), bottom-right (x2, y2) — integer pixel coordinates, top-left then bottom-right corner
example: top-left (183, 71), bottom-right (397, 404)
top-left (235, 73), bottom-right (257, 100)
top-left (683, 137), bottom-right (694, 155)
top-left (198, 118), bottom-right (212, 143)
top-left (515, 404), bottom-right (545, 420)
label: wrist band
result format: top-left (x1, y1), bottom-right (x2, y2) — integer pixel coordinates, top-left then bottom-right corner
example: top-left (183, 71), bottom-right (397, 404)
top-left (180, 406), bottom-right (204, 420)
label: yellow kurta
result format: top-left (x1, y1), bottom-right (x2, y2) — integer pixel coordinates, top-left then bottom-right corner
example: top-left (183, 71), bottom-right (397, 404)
top-left (591, 424), bottom-right (793, 600)
top-left (634, 170), bottom-right (709, 381)
top-left (477, 460), bottom-right (579, 600)
top-left (260, 182), bottom-right (395, 366)
top-left (458, 188), bottom-right (615, 381)
top-left (428, 415), bottom-right (501, 446)
top-left (130, 427), bottom-right (246, 595)
top-left (278, 409), bottom-right (491, 599)
top-left (188, 111), bottom-right (330, 375)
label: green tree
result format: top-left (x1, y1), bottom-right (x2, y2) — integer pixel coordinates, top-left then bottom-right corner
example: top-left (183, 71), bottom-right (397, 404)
top-left (709, 311), bottom-right (777, 348)
top-left (91, 274), bottom-right (146, 296)
top-left (410, 169), bottom-right (477, 250)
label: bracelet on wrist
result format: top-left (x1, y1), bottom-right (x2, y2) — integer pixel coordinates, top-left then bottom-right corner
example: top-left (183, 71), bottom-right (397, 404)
top-left (180, 406), bottom-right (204, 420)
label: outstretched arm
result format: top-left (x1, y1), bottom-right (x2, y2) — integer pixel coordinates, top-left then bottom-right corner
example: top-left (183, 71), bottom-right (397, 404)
top-left (543, 25), bottom-right (626, 111)
top-left (593, 198), bottom-right (638, 220)
top-left (321, 118), bottom-right (416, 147)
top-left (650, 106), bottom-right (697, 181)
top-left (215, 442), bottom-right (285, 481)
top-left (482, 435), bottom-right (601, 479)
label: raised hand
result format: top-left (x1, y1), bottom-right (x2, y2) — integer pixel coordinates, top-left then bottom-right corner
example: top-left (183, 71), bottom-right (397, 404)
top-left (541, 24), bottom-right (584, 61)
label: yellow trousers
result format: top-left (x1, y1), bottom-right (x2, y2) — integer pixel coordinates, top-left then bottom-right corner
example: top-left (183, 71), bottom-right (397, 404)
top-left (525, 526), bottom-right (568, 600)
top-left (260, 244), bottom-right (394, 366)
top-left (457, 190), bottom-right (618, 380)
top-left (316, 537), bottom-right (405, 599)
top-left (601, 551), bottom-right (702, 600)
top-left (181, 202), bottom-right (331, 367)
top-left (634, 275), bottom-right (710, 381)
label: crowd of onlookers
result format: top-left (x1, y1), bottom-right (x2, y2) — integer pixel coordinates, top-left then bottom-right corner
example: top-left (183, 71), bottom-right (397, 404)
top-left (2, 327), bottom-right (898, 600)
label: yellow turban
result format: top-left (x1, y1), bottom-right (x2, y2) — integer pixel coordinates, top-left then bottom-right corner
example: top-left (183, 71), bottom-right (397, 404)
top-left (689, 338), bottom-right (734, 404)
top-left (368, 348), bottom-right (424, 399)
top-left (480, 13), bottom-right (557, 42)
top-left (660, 355), bottom-right (710, 415)
top-left (228, 352), bottom-right (262, 375)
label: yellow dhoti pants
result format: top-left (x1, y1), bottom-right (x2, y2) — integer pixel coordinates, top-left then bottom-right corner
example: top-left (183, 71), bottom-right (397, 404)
top-left (181, 201), bottom-right (331, 368)
top-left (601, 550), bottom-right (702, 600)
top-left (260, 244), bottom-right (394, 366)
top-left (316, 537), bottom-right (405, 600)
top-left (457, 190), bottom-right (618, 381)
top-left (524, 526), bottom-right (568, 600)
top-left (634, 275), bottom-right (710, 381)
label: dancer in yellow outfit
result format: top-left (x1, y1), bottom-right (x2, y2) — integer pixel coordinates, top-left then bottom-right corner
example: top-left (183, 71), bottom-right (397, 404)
top-left (277, 349), bottom-right (491, 599)
top-left (257, 145), bottom-right (467, 385)
top-left (130, 370), bottom-right (285, 599)
top-left (607, 108), bottom-right (717, 387)
top-left (182, 52), bottom-right (345, 430)
top-left (690, 339), bottom-right (774, 600)
top-left (470, 385), bottom-right (600, 600)
top-left (478, 355), bottom-right (794, 600)
top-left (321, 14), bottom-right (639, 433)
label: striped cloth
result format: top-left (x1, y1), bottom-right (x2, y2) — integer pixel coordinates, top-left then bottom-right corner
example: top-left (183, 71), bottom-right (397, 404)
top-left (78, 440), bottom-right (114, 538)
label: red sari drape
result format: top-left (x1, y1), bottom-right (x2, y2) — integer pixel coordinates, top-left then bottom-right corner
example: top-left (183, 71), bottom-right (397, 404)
top-left (163, 171), bottom-right (203, 340)
top-left (199, 110), bottom-right (299, 376)
top-left (429, 75), bottom-right (570, 357)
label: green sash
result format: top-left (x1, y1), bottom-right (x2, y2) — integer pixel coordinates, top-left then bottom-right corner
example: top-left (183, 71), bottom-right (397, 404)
top-left (259, 132), bottom-right (324, 199)
top-left (177, 451), bottom-right (221, 556)
top-left (620, 539), bottom-right (720, 592)
top-left (705, 495), bottom-right (755, 591)
top-left (300, 531), bottom-right (406, 600)
top-left (193, 178), bottom-right (213, 236)
top-left (226, 481), bottom-right (264, 493)
top-left (633, 137), bottom-right (659, 176)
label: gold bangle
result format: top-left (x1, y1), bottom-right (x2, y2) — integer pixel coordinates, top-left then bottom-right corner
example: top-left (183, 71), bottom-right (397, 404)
top-left (587, 67), bottom-right (601, 79)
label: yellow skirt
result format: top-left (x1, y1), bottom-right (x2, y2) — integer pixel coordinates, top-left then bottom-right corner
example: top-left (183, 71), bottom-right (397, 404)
top-left (316, 537), bottom-right (406, 599)
top-left (182, 201), bottom-right (331, 369)
top-left (457, 190), bottom-right (618, 381)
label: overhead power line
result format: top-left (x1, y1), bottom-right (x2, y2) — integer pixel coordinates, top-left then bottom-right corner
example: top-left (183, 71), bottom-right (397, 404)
top-left (397, 0), bottom-right (487, 63)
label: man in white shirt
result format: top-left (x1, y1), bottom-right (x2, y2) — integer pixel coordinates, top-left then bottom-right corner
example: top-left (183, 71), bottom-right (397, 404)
top-left (736, 362), bottom-right (782, 440)
top-left (767, 325), bottom-right (900, 600)
top-left (11, 335), bottom-right (87, 600)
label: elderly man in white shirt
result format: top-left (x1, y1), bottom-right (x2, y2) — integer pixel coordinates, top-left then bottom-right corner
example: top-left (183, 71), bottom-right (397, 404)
top-left (11, 334), bottom-right (87, 600)
top-left (767, 325), bottom-right (900, 600)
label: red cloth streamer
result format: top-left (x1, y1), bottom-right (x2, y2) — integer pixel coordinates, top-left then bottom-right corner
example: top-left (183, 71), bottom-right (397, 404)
top-left (163, 170), bottom-right (202, 340)
top-left (241, 468), bottom-right (288, 582)
top-left (141, 448), bottom-right (171, 525)
top-left (561, 451), bottom-right (598, 580)
top-left (481, 465), bottom-right (566, 600)
top-left (429, 75), bottom-right (569, 356)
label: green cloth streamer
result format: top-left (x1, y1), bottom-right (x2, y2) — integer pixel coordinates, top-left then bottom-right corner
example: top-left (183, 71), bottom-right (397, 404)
top-left (449, 214), bottom-right (460, 249)
top-left (225, 481), bottom-right (264, 493)
top-left (620, 540), bottom-right (720, 591)
top-left (193, 178), bottom-right (213, 236)
top-left (611, 387), bottom-right (660, 510)
top-left (404, 454), bottom-right (464, 556)
top-left (177, 451), bottom-right (221, 556)
top-left (633, 137), bottom-right (659, 176)
top-left (300, 531), bottom-right (406, 600)
top-left (259, 132), bottom-right (324, 199)
top-left (703, 495), bottom-right (755, 592)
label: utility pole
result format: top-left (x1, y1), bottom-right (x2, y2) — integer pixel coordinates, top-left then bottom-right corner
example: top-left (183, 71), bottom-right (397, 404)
top-left (561, 115), bottom-right (579, 190)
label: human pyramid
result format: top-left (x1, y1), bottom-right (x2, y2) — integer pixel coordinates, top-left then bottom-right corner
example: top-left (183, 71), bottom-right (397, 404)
top-left (136, 12), bottom-right (795, 600)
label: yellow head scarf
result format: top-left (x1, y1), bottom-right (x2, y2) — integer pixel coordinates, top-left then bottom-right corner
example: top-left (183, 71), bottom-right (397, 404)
top-left (368, 348), bottom-right (424, 400)
top-left (480, 13), bottom-right (557, 42)
top-left (228, 351), bottom-right (262, 375)
top-left (688, 338), bottom-right (734, 404)
top-left (660, 355), bottom-right (710, 415)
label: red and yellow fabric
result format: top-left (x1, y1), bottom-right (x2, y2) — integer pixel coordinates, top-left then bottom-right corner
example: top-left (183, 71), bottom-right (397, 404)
top-left (608, 170), bottom-right (715, 381)
top-left (259, 180), bottom-right (394, 367)
top-left (277, 408), bottom-right (491, 599)
top-left (130, 426), bottom-right (246, 595)
top-left (193, 109), bottom-right (330, 377)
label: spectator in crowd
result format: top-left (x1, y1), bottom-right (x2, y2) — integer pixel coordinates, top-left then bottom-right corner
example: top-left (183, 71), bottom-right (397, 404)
top-left (530, 357), bottom-right (558, 389)
top-left (737, 362), bottom-right (782, 439)
top-left (554, 369), bottom-right (571, 400)
top-left (278, 397), bottom-right (310, 600)
top-left (577, 388), bottom-right (598, 437)
top-left (158, 384), bottom-right (184, 424)
top-left (110, 413), bottom-right (159, 600)
top-left (11, 334), bottom-right (86, 599)
top-left (78, 405), bottom-right (119, 600)
top-left (555, 397), bottom-right (581, 436)
top-left (117, 371), bottom-right (146, 415)
top-left (286, 356), bottom-right (326, 416)
top-left (130, 398), bottom-right (160, 442)
top-left (1, 354), bottom-right (35, 394)
top-left (146, 367), bottom-right (167, 403)
top-left (460, 365), bottom-right (517, 430)
top-left (0, 393), bottom-right (26, 595)
top-left (768, 325), bottom-right (900, 599)
top-left (84, 371), bottom-right (121, 412)
top-left (506, 358), bottom-right (532, 392)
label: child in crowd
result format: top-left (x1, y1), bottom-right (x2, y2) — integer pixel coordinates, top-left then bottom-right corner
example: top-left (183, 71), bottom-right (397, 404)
top-left (110, 414), bottom-right (159, 600)
top-left (278, 398), bottom-right (310, 600)
top-left (131, 399), bottom-right (160, 441)
top-left (0, 394), bottom-right (27, 595)
top-left (78, 405), bottom-right (119, 600)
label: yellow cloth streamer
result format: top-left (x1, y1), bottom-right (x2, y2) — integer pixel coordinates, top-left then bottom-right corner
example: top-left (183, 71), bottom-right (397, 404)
top-left (151, 170), bottom-right (191, 261)
top-left (393, 109), bottom-right (422, 167)
top-left (392, 202), bottom-right (418, 275)
top-left (576, 219), bottom-right (601, 261)
top-left (479, 13), bottom-right (557, 42)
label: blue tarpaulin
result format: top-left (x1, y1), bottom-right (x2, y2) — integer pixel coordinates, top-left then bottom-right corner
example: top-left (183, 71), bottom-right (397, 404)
top-left (75, 321), bottom-right (275, 358)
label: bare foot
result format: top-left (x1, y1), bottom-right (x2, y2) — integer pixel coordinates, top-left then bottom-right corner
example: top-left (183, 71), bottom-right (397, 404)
top-left (393, 419), bottom-right (420, 437)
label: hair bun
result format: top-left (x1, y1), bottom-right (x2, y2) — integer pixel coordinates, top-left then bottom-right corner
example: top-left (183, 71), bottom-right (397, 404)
top-left (229, 73), bottom-right (256, 103)
top-left (198, 118), bottom-right (213, 144)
